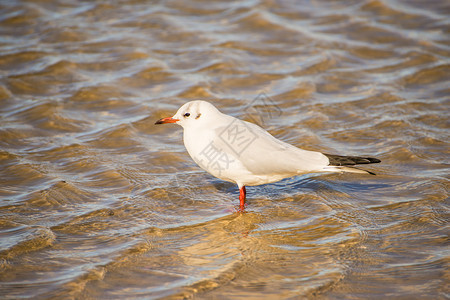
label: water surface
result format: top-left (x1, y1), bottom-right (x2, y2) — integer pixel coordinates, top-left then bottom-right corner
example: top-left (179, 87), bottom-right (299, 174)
top-left (0, 0), bottom-right (449, 298)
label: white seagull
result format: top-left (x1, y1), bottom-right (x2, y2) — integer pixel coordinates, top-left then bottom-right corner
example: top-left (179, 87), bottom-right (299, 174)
top-left (155, 100), bottom-right (380, 210)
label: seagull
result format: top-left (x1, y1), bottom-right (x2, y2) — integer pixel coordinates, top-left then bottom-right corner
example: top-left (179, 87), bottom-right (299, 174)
top-left (155, 100), bottom-right (380, 210)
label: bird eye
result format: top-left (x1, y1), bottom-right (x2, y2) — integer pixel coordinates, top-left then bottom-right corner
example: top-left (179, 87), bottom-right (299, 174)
top-left (184, 113), bottom-right (190, 117)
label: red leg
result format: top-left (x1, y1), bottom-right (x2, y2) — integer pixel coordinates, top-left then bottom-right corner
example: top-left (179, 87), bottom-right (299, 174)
top-left (239, 186), bottom-right (246, 211)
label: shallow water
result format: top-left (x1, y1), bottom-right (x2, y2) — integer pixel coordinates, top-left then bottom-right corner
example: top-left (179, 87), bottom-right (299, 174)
top-left (0, 0), bottom-right (449, 298)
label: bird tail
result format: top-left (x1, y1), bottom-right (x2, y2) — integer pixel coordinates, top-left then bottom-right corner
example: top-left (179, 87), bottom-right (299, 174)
top-left (322, 165), bottom-right (376, 175)
top-left (322, 153), bottom-right (381, 175)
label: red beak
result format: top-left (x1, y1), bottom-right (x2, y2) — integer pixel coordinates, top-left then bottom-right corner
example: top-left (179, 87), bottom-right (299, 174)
top-left (155, 117), bottom-right (180, 124)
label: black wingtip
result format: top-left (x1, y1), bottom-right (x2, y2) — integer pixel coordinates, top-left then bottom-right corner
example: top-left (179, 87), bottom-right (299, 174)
top-left (366, 157), bottom-right (381, 164)
top-left (324, 154), bottom-right (381, 166)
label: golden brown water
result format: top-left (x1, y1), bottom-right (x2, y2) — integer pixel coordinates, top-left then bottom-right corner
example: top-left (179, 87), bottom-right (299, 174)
top-left (0, 0), bottom-right (449, 298)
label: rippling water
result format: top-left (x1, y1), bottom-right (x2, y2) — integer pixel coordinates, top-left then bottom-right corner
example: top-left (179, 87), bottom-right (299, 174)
top-left (0, 0), bottom-right (449, 298)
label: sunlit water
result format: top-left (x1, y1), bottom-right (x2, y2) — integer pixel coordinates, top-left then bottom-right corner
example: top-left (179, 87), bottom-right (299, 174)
top-left (0, 0), bottom-right (448, 298)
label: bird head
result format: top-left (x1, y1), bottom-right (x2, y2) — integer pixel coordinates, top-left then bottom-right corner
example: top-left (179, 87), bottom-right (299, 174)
top-left (155, 100), bottom-right (222, 129)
